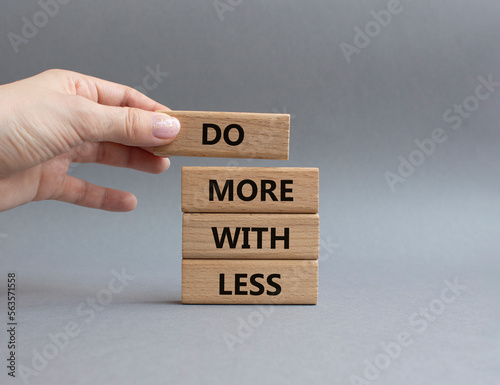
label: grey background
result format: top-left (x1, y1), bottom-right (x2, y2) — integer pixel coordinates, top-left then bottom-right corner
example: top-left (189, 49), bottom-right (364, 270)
top-left (1, 0), bottom-right (500, 384)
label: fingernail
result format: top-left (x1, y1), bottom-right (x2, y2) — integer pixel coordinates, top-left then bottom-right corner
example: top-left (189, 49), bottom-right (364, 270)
top-left (152, 115), bottom-right (180, 139)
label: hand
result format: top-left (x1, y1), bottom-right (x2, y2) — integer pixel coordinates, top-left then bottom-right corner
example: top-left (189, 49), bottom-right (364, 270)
top-left (0, 69), bottom-right (181, 212)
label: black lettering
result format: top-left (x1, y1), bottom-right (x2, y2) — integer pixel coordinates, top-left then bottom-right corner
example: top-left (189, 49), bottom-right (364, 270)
top-left (237, 179), bottom-right (257, 201)
top-left (251, 227), bottom-right (268, 249)
top-left (219, 274), bottom-right (232, 295)
top-left (212, 227), bottom-right (240, 248)
top-left (267, 274), bottom-right (281, 296)
top-left (235, 274), bottom-right (247, 295)
top-left (209, 179), bottom-right (294, 202)
top-left (261, 180), bottom-right (278, 201)
top-left (209, 179), bottom-right (233, 201)
top-left (223, 124), bottom-right (244, 146)
top-left (281, 180), bottom-right (294, 201)
top-left (202, 123), bottom-right (221, 145)
top-left (241, 227), bottom-right (251, 249)
top-left (271, 228), bottom-right (289, 249)
top-left (250, 274), bottom-right (265, 296)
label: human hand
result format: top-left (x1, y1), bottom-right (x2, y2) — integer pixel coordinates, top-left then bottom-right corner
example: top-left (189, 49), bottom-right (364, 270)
top-left (0, 69), bottom-right (180, 212)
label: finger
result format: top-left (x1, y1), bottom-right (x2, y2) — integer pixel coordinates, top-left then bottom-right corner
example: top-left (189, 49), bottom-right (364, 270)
top-left (69, 70), bottom-right (170, 111)
top-left (74, 99), bottom-right (181, 147)
top-left (71, 142), bottom-right (170, 174)
top-left (54, 175), bottom-right (137, 212)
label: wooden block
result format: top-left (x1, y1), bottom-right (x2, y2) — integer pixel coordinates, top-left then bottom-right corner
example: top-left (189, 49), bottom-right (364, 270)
top-left (183, 213), bottom-right (319, 259)
top-left (181, 167), bottom-right (319, 213)
top-left (182, 259), bottom-right (318, 304)
top-left (153, 110), bottom-right (289, 159)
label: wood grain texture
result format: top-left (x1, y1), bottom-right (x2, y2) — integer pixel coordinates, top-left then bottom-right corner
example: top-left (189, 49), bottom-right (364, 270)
top-left (182, 259), bottom-right (318, 304)
top-left (183, 213), bottom-right (319, 259)
top-left (153, 110), bottom-right (289, 159)
top-left (181, 167), bottom-right (319, 213)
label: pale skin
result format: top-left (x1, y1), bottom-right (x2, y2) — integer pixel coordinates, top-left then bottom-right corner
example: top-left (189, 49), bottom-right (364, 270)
top-left (0, 69), bottom-right (180, 212)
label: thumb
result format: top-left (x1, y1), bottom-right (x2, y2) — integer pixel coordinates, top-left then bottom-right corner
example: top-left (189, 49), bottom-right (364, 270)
top-left (81, 105), bottom-right (181, 147)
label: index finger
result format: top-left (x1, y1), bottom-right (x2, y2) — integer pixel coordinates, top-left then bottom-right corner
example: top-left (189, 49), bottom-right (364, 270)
top-left (70, 71), bottom-right (170, 111)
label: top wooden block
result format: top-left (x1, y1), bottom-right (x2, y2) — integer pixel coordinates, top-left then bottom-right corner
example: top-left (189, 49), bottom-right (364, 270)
top-left (182, 167), bottom-right (319, 213)
top-left (153, 110), bottom-right (289, 160)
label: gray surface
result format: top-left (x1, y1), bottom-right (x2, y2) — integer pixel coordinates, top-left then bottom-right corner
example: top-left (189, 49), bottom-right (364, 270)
top-left (1, 0), bottom-right (500, 384)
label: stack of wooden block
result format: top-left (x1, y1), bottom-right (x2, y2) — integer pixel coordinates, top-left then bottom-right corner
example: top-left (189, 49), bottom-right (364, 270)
top-left (181, 167), bottom-right (319, 304)
top-left (153, 110), bottom-right (319, 304)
